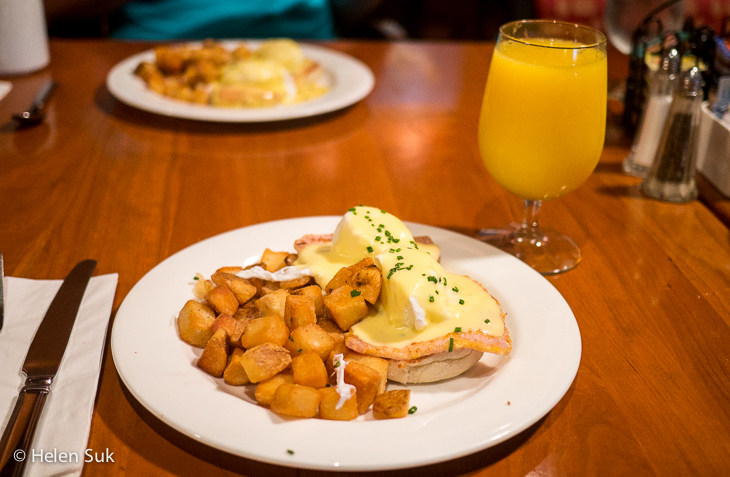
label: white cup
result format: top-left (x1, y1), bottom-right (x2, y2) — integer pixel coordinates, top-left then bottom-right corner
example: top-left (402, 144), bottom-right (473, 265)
top-left (0, 0), bottom-right (50, 75)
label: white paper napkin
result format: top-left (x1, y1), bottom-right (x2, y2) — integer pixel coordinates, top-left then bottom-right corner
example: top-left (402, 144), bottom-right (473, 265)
top-left (0, 274), bottom-right (118, 477)
top-left (0, 81), bottom-right (11, 102)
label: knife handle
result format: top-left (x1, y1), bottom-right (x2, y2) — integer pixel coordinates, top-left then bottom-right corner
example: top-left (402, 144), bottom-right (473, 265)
top-left (0, 378), bottom-right (52, 477)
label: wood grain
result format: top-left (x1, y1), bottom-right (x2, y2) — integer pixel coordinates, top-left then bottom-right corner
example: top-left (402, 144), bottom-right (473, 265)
top-left (1, 39), bottom-right (729, 476)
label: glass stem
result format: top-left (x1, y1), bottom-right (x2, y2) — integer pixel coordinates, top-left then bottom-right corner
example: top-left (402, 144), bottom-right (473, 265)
top-left (516, 199), bottom-right (543, 241)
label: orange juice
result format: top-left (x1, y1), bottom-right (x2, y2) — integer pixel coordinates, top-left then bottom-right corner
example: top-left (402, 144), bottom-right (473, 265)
top-left (478, 38), bottom-right (607, 201)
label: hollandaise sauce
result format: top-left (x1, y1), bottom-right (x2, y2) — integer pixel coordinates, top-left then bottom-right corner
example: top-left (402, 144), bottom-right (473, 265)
top-left (295, 207), bottom-right (505, 349)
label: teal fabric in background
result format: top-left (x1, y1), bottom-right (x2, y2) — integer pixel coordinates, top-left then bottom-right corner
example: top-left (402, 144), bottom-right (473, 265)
top-left (111, 0), bottom-right (335, 40)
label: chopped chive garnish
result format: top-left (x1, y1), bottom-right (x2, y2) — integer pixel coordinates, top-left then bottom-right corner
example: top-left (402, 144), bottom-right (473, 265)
top-left (408, 406), bottom-right (417, 414)
top-left (452, 286), bottom-right (459, 292)
top-left (484, 319), bottom-right (491, 324)
top-left (367, 246), bottom-right (373, 253)
top-left (351, 290), bottom-right (362, 297)
top-left (379, 224), bottom-right (385, 228)
top-left (334, 361), bottom-right (340, 368)
top-left (348, 207), bottom-right (356, 212)
top-left (429, 295), bottom-right (434, 302)
top-left (289, 336), bottom-right (294, 342)
top-left (448, 338), bottom-right (454, 352)
top-left (435, 290), bottom-right (439, 294)
top-left (384, 230), bottom-right (391, 237)
top-left (298, 349), bottom-right (302, 352)
top-left (427, 276), bottom-right (437, 283)
top-left (193, 276), bottom-right (199, 280)
top-left (397, 255), bottom-right (403, 260)
top-left (287, 449), bottom-right (295, 455)
top-left (407, 265), bottom-right (413, 270)
top-left (459, 299), bottom-right (465, 305)
top-left (375, 236), bottom-right (381, 241)
top-left (396, 248), bottom-right (401, 252)
top-left (443, 278), bottom-right (447, 286)
top-left (455, 327), bottom-right (462, 332)
top-left (393, 238), bottom-right (400, 243)
top-left (377, 228), bottom-right (382, 232)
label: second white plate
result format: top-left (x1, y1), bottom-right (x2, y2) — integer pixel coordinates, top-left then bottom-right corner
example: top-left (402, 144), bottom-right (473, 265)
top-left (106, 41), bottom-right (375, 122)
top-left (111, 216), bottom-right (581, 471)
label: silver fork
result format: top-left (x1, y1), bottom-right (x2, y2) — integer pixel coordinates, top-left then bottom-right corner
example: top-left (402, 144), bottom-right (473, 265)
top-left (0, 253), bottom-right (4, 331)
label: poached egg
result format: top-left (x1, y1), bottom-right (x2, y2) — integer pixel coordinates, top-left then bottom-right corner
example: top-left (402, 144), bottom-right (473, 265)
top-left (295, 207), bottom-right (505, 350)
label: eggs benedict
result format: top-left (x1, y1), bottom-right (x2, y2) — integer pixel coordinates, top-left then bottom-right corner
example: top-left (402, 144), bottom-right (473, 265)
top-left (294, 207), bottom-right (512, 383)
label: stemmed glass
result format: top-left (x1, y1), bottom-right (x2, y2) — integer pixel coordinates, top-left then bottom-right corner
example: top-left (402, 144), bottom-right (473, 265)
top-left (478, 20), bottom-right (607, 274)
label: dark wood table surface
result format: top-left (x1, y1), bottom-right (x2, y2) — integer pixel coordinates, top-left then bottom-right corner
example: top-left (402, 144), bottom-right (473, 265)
top-left (1, 39), bottom-right (729, 477)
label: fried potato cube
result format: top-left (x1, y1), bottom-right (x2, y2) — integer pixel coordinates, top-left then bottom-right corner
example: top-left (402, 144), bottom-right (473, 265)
top-left (323, 285), bottom-right (368, 331)
top-left (344, 361), bottom-right (381, 414)
top-left (347, 257), bottom-right (375, 274)
top-left (260, 283), bottom-right (281, 295)
top-left (230, 314), bottom-right (254, 347)
top-left (192, 274), bottom-right (214, 300)
top-left (345, 352), bottom-right (389, 394)
top-left (260, 249), bottom-right (289, 272)
top-left (197, 328), bottom-right (229, 378)
top-left (155, 46), bottom-right (187, 74)
top-left (270, 384), bottom-right (321, 418)
top-left (293, 285), bottom-right (324, 317)
top-left (292, 352), bottom-right (328, 388)
top-left (216, 266), bottom-right (243, 274)
top-left (211, 313), bottom-right (237, 336)
top-left (284, 253), bottom-right (298, 266)
top-left (205, 285), bottom-right (239, 316)
top-left (256, 288), bottom-right (289, 320)
top-left (373, 390), bottom-right (411, 419)
top-left (134, 61), bottom-right (161, 83)
top-left (287, 324), bottom-right (335, 360)
top-left (211, 271), bottom-right (257, 304)
top-left (255, 371), bottom-right (294, 406)
top-left (319, 387), bottom-right (358, 421)
top-left (325, 267), bottom-right (353, 294)
top-left (240, 343), bottom-right (292, 383)
top-left (223, 348), bottom-right (250, 385)
top-left (317, 318), bottom-right (343, 334)
top-left (177, 300), bottom-right (216, 347)
top-left (351, 266), bottom-right (382, 305)
top-left (279, 276), bottom-right (312, 290)
top-left (235, 302), bottom-right (261, 320)
top-left (240, 315), bottom-right (290, 349)
top-left (284, 295), bottom-right (316, 330)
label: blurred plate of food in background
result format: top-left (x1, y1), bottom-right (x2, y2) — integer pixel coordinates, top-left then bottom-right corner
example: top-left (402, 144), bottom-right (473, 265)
top-left (106, 39), bottom-right (374, 122)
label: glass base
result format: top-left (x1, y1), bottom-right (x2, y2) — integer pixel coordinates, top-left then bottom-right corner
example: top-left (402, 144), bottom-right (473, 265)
top-left (478, 224), bottom-right (582, 275)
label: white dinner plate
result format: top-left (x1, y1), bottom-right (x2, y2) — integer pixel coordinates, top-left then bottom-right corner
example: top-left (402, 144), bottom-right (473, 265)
top-left (111, 216), bottom-right (581, 471)
top-left (105, 41), bottom-right (374, 122)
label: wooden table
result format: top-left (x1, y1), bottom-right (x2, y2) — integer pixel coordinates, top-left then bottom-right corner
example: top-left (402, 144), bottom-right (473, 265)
top-left (1, 39), bottom-right (729, 477)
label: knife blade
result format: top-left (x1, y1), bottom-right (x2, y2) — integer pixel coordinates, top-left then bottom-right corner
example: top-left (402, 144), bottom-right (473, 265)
top-left (0, 259), bottom-right (96, 476)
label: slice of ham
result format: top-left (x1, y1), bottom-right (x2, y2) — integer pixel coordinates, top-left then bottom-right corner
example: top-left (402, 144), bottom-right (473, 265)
top-left (294, 234), bottom-right (434, 253)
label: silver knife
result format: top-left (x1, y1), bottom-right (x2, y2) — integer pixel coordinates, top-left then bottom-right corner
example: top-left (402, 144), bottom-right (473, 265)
top-left (0, 259), bottom-right (96, 476)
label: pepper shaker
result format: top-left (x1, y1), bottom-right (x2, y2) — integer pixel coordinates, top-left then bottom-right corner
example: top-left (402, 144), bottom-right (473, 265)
top-left (623, 46), bottom-right (682, 178)
top-left (640, 67), bottom-right (702, 203)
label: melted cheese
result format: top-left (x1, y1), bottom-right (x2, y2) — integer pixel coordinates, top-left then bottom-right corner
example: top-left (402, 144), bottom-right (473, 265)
top-left (295, 206), bottom-right (504, 348)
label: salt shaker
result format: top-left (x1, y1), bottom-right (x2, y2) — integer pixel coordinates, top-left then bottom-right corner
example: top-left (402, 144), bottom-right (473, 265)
top-left (623, 47), bottom-right (681, 178)
top-left (640, 67), bottom-right (702, 203)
